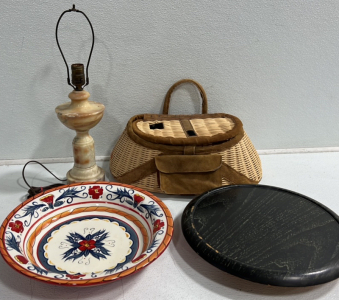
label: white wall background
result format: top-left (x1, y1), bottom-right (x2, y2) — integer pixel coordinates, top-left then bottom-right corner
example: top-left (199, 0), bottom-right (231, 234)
top-left (1, 1), bottom-right (339, 161)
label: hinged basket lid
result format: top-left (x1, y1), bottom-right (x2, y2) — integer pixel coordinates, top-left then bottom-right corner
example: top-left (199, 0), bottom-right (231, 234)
top-left (130, 113), bottom-right (243, 146)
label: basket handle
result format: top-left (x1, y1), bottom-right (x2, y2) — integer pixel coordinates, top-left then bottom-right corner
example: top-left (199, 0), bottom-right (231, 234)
top-left (162, 79), bottom-right (208, 114)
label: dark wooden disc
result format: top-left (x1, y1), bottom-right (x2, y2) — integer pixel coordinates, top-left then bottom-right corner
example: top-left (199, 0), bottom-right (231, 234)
top-left (181, 185), bottom-right (339, 286)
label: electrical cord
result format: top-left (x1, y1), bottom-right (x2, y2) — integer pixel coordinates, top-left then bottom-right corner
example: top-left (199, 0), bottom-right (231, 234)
top-left (22, 161), bottom-right (67, 199)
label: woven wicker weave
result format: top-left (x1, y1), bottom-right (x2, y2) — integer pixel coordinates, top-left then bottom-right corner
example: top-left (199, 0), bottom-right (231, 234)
top-left (110, 129), bottom-right (261, 193)
top-left (110, 79), bottom-right (262, 194)
top-left (137, 117), bottom-right (235, 138)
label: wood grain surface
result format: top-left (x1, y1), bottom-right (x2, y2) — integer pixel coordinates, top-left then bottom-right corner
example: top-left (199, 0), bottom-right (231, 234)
top-left (182, 185), bottom-right (339, 286)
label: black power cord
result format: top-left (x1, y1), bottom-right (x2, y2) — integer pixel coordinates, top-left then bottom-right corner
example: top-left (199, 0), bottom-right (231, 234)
top-left (22, 161), bottom-right (67, 199)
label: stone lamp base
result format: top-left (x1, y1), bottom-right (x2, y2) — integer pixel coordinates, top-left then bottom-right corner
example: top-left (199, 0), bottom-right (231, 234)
top-left (55, 90), bottom-right (105, 184)
top-left (67, 166), bottom-right (105, 184)
top-left (66, 131), bottom-right (105, 183)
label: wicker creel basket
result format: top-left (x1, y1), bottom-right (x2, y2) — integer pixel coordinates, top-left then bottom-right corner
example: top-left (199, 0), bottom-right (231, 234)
top-left (110, 79), bottom-right (262, 194)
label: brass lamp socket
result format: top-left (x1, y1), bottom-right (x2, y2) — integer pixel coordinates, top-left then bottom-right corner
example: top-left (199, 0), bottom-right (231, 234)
top-left (71, 64), bottom-right (85, 91)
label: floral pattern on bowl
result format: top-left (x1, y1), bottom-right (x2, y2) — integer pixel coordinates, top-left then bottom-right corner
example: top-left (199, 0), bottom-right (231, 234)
top-left (0, 182), bottom-right (173, 286)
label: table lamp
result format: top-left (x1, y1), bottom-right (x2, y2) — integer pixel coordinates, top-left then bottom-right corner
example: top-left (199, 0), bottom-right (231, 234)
top-left (55, 5), bottom-right (105, 183)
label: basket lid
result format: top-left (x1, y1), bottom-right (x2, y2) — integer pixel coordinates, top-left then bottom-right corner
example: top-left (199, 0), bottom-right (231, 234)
top-left (129, 113), bottom-right (243, 147)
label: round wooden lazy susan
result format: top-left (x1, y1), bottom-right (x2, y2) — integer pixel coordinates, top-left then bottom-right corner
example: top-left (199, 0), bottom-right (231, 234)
top-left (182, 185), bottom-right (339, 287)
top-left (0, 182), bottom-right (173, 286)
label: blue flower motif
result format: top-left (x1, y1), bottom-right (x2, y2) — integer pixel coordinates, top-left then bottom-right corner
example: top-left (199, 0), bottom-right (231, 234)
top-left (62, 230), bottom-right (111, 262)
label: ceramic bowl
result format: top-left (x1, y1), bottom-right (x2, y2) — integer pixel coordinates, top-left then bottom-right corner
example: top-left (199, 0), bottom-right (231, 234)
top-left (0, 182), bottom-right (173, 286)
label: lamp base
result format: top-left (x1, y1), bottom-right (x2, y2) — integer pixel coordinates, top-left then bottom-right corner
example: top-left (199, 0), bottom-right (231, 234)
top-left (55, 90), bottom-right (106, 184)
top-left (66, 165), bottom-right (106, 184)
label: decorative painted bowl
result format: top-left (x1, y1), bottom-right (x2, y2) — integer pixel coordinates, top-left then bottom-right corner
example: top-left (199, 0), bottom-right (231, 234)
top-left (0, 182), bottom-right (173, 286)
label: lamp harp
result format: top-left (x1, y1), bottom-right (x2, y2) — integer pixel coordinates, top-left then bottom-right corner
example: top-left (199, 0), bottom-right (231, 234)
top-left (55, 5), bottom-right (105, 183)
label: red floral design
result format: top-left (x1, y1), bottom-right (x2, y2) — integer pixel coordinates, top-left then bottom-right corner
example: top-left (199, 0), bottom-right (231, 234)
top-left (131, 254), bottom-right (147, 263)
top-left (153, 219), bottom-right (165, 233)
top-left (15, 255), bottom-right (28, 265)
top-left (79, 240), bottom-right (96, 251)
top-left (9, 220), bottom-right (24, 233)
top-left (89, 186), bottom-right (103, 199)
top-left (66, 274), bottom-right (86, 279)
top-left (40, 194), bottom-right (54, 205)
top-left (133, 194), bottom-right (145, 205)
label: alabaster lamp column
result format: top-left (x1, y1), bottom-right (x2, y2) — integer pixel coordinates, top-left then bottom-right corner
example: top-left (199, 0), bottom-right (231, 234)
top-left (55, 6), bottom-right (106, 183)
top-left (55, 89), bottom-right (105, 183)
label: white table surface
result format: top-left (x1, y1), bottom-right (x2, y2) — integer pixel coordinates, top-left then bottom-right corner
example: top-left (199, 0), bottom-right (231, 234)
top-left (1, 152), bottom-right (339, 300)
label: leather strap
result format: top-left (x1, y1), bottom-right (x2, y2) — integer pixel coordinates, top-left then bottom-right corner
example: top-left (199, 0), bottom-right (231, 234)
top-left (115, 158), bottom-right (259, 186)
top-left (184, 146), bottom-right (196, 155)
top-left (220, 163), bottom-right (259, 185)
top-left (114, 159), bottom-right (157, 184)
top-left (180, 119), bottom-right (196, 138)
top-left (163, 79), bottom-right (208, 114)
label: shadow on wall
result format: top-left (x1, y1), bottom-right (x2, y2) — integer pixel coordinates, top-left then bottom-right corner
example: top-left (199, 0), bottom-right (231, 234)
top-left (91, 83), bottom-right (125, 158)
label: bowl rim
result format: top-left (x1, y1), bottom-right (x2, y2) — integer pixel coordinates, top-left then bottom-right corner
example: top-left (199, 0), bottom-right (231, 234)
top-left (0, 181), bottom-right (173, 286)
